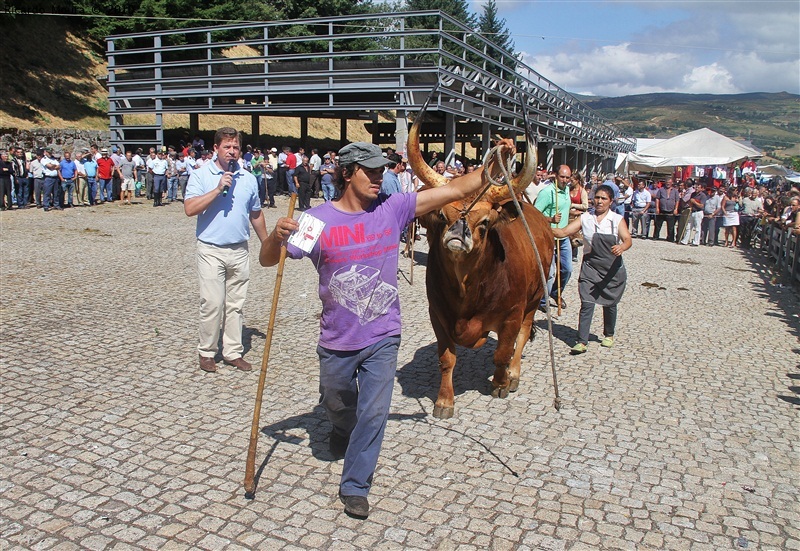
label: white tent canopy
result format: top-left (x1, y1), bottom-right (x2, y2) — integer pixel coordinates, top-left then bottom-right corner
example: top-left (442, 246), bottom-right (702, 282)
top-left (758, 164), bottom-right (788, 176)
top-left (618, 128), bottom-right (762, 173)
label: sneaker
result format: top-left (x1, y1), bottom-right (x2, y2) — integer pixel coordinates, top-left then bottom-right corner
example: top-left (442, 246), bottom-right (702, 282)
top-left (329, 429), bottom-right (349, 460)
top-left (570, 343), bottom-right (587, 354)
top-left (339, 492), bottom-right (369, 519)
top-left (601, 336), bottom-right (614, 348)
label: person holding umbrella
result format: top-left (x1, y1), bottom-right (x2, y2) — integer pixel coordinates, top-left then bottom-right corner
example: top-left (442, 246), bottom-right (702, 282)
top-left (552, 184), bottom-right (632, 354)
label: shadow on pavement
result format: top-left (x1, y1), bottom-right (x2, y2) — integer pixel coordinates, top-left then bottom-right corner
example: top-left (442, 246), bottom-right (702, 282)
top-left (739, 248), bottom-right (799, 409)
top-left (247, 405), bottom-right (429, 496)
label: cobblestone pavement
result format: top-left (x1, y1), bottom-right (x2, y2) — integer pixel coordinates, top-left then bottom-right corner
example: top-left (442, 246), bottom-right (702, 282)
top-left (1, 197), bottom-right (798, 551)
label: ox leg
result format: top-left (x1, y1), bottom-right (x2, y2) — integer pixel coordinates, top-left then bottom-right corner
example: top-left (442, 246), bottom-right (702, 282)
top-left (508, 312), bottom-right (534, 393)
top-left (434, 344), bottom-right (456, 419)
top-left (433, 336), bottom-right (457, 419)
top-left (490, 323), bottom-right (519, 399)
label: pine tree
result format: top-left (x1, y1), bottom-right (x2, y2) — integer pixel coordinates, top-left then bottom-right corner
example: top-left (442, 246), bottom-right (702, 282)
top-left (405, 0), bottom-right (476, 28)
top-left (478, 0), bottom-right (516, 76)
top-left (478, 0), bottom-right (513, 55)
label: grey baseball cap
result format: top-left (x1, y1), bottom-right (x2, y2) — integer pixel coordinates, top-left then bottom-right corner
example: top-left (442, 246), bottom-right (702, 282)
top-left (337, 142), bottom-right (389, 169)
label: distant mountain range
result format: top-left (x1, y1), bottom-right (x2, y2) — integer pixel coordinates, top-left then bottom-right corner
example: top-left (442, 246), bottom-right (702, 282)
top-left (575, 92), bottom-right (799, 159)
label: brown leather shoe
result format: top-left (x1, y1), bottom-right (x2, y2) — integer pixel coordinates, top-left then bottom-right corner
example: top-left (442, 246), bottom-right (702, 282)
top-left (199, 355), bottom-right (217, 373)
top-left (223, 357), bottom-right (253, 372)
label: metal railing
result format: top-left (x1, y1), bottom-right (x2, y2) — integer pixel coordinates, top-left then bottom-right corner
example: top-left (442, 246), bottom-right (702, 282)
top-left (106, 10), bottom-right (635, 156)
top-left (760, 222), bottom-right (800, 286)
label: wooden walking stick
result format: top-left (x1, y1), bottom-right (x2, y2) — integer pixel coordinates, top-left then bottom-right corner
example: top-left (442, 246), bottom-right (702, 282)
top-left (409, 221), bottom-right (415, 285)
top-left (554, 185), bottom-right (562, 316)
top-left (244, 193), bottom-right (297, 499)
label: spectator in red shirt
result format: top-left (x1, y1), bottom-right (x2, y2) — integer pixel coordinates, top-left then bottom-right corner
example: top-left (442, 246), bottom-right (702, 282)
top-left (284, 147), bottom-right (297, 193)
top-left (96, 148), bottom-right (116, 203)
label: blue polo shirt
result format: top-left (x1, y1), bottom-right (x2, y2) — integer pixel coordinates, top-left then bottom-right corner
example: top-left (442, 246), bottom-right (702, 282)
top-left (59, 159), bottom-right (77, 179)
top-left (184, 160), bottom-right (261, 246)
top-left (81, 159), bottom-right (98, 178)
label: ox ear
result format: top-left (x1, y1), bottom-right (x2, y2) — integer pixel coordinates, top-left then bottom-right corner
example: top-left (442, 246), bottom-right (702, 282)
top-left (495, 200), bottom-right (521, 224)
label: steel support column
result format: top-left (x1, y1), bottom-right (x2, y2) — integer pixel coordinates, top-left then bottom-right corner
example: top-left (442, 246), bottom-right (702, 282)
top-left (300, 117), bottom-right (308, 147)
top-left (482, 122), bottom-right (491, 161)
top-left (396, 111), bottom-right (408, 155)
top-left (445, 112), bottom-right (456, 160)
top-left (339, 118), bottom-right (347, 148)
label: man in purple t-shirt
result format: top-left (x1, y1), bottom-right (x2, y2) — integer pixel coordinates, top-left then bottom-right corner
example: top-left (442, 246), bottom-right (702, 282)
top-left (261, 141), bottom-right (501, 519)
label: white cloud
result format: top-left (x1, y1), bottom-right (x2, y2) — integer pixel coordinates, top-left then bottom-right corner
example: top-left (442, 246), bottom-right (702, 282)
top-left (508, 0), bottom-right (798, 95)
top-left (520, 33), bottom-right (798, 96)
top-left (681, 64), bottom-right (739, 94)
top-left (723, 52), bottom-right (800, 95)
top-left (521, 43), bottom-right (695, 96)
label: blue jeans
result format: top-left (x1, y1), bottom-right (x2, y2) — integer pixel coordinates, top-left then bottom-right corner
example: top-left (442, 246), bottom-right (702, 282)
top-left (285, 168), bottom-right (296, 194)
top-left (43, 176), bottom-right (59, 209)
top-left (87, 177), bottom-right (97, 204)
top-left (61, 178), bottom-right (75, 206)
top-left (167, 176), bottom-right (178, 201)
top-left (255, 174), bottom-right (265, 205)
top-left (153, 174), bottom-right (166, 195)
top-left (15, 177), bottom-right (29, 208)
top-left (541, 238), bottom-right (573, 306)
top-left (99, 178), bottom-right (113, 201)
top-left (322, 181), bottom-right (335, 201)
top-left (317, 335), bottom-right (400, 497)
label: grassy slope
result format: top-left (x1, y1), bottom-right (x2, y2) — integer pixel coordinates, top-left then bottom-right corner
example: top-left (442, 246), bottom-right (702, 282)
top-left (0, 17), bottom-right (109, 129)
top-left (582, 92), bottom-right (800, 158)
top-left (1, 18), bottom-right (797, 159)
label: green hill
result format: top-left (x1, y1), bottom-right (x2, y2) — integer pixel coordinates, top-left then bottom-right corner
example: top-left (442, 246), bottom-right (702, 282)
top-left (580, 92), bottom-right (800, 160)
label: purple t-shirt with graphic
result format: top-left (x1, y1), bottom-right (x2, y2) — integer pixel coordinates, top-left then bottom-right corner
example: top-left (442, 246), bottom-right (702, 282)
top-left (287, 192), bottom-right (416, 351)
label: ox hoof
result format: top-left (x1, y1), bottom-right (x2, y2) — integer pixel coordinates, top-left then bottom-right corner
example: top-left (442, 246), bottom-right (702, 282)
top-left (509, 378), bottom-right (520, 393)
top-left (491, 386), bottom-right (510, 399)
top-left (432, 405), bottom-right (454, 419)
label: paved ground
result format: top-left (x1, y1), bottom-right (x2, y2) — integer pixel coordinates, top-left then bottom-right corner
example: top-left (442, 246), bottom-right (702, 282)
top-left (1, 196), bottom-right (798, 551)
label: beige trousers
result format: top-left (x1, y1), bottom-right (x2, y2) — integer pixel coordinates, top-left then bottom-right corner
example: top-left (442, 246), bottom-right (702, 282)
top-left (196, 240), bottom-right (250, 359)
top-left (75, 175), bottom-right (88, 205)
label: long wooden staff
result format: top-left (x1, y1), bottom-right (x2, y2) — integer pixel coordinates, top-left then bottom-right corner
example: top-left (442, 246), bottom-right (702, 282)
top-left (244, 193), bottom-right (297, 498)
top-left (554, 185), bottom-right (562, 316)
top-left (409, 221), bottom-right (415, 285)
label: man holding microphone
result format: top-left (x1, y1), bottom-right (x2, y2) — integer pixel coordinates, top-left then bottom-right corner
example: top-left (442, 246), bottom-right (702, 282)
top-left (184, 127), bottom-right (268, 373)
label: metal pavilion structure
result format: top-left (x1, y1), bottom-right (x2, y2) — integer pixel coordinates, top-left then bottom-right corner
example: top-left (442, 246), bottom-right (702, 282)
top-left (105, 10), bottom-right (635, 172)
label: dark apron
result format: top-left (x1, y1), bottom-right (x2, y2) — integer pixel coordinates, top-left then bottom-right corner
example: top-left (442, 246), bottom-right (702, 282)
top-left (578, 230), bottom-right (626, 306)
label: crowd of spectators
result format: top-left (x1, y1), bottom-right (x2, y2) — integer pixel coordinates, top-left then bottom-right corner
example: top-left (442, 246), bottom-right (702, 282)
top-left (0, 139), bottom-right (349, 212)
top-left (2, 141), bottom-right (798, 251)
top-left (523, 164), bottom-right (800, 252)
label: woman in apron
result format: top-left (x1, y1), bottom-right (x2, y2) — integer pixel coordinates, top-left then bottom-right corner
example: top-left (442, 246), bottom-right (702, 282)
top-left (553, 185), bottom-right (632, 354)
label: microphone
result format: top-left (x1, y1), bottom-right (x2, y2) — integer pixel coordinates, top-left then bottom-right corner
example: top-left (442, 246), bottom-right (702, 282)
top-left (224, 160), bottom-right (235, 196)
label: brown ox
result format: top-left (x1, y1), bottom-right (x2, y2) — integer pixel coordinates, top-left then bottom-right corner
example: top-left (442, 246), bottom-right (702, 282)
top-left (409, 120), bottom-right (554, 419)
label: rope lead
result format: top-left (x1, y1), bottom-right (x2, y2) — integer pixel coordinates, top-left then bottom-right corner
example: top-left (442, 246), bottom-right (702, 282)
top-left (495, 153), bottom-right (562, 411)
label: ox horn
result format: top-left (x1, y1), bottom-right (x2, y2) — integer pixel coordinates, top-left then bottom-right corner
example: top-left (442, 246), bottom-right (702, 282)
top-left (408, 95), bottom-right (448, 189)
top-left (483, 133), bottom-right (537, 204)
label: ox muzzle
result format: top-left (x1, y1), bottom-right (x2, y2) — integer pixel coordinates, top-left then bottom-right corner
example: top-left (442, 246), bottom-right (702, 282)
top-left (443, 217), bottom-right (473, 253)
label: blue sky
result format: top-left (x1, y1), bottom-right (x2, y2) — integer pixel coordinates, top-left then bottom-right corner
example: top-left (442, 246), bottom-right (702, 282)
top-left (474, 0), bottom-right (800, 96)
